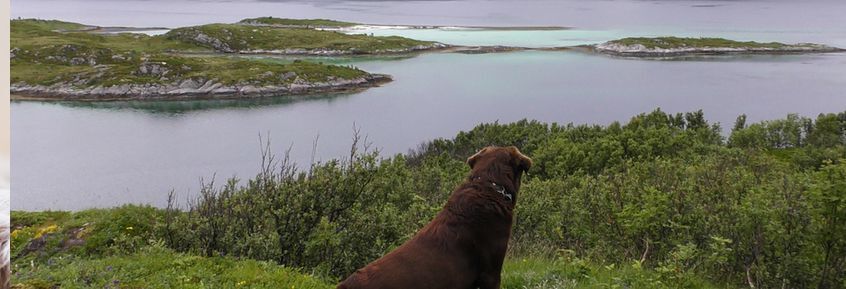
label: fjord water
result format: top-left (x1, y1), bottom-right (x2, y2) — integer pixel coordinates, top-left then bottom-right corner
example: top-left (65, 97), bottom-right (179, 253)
top-left (12, 0), bottom-right (846, 210)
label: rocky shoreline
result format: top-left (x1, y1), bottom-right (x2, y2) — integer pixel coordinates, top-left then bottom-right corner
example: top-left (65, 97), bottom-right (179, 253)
top-left (230, 43), bottom-right (450, 56)
top-left (11, 74), bottom-right (391, 101)
top-left (593, 41), bottom-right (844, 57)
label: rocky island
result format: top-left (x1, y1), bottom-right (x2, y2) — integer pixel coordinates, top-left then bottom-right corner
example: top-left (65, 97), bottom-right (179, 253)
top-left (10, 19), bottom-right (399, 101)
top-left (593, 37), bottom-right (844, 57)
top-left (238, 17), bottom-right (358, 29)
top-left (165, 23), bottom-right (447, 55)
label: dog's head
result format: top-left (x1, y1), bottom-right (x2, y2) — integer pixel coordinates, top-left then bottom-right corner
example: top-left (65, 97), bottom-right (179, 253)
top-left (467, 146), bottom-right (532, 195)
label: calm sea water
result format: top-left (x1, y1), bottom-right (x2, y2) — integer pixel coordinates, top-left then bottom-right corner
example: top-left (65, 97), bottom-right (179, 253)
top-left (11, 0), bottom-right (846, 210)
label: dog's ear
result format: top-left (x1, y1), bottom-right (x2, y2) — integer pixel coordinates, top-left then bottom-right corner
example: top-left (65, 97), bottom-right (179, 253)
top-left (467, 147), bottom-right (489, 168)
top-left (508, 146), bottom-right (532, 172)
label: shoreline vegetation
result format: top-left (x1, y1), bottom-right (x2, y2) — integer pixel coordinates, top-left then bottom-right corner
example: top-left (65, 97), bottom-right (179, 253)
top-left (11, 110), bottom-right (846, 288)
top-left (9, 18), bottom-right (440, 101)
top-left (238, 16), bottom-right (571, 31)
top-left (164, 23), bottom-right (447, 55)
top-left (11, 18), bottom-right (845, 101)
top-left (593, 36), bottom-right (844, 57)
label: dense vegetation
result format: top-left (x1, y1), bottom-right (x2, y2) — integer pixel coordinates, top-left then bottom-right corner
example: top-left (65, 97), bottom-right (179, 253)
top-left (239, 17), bottom-right (358, 28)
top-left (10, 19), bottom-right (370, 89)
top-left (11, 209), bottom-right (723, 289)
top-left (12, 110), bottom-right (846, 288)
top-left (165, 24), bottom-right (436, 54)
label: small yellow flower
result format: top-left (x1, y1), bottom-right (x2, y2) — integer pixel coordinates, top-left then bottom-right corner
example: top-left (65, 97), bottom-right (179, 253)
top-left (34, 224), bottom-right (59, 239)
top-left (126, 226), bottom-right (134, 230)
top-left (236, 281), bottom-right (247, 286)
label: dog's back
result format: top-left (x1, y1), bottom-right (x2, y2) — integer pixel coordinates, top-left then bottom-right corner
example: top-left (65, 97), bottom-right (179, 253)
top-left (337, 146), bottom-right (532, 289)
top-left (337, 211), bottom-right (478, 289)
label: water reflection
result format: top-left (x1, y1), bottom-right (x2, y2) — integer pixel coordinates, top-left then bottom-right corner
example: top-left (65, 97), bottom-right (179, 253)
top-left (16, 51), bottom-right (845, 116)
top-left (12, 46), bottom-right (846, 211)
top-left (23, 93), bottom-right (357, 114)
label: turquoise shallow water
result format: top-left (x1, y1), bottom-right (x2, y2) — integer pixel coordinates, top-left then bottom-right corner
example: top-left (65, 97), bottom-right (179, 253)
top-left (341, 27), bottom-right (846, 48)
top-left (342, 28), bottom-right (626, 47)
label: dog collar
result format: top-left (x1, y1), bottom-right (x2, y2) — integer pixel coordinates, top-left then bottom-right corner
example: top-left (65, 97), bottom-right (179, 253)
top-left (491, 182), bottom-right (512, 202)
top-left (471, 176), bottom-right (513, 202)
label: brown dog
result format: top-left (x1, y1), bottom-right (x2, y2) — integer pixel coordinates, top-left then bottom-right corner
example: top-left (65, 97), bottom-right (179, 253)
top-left (337, 146), bottom-right (532, 289)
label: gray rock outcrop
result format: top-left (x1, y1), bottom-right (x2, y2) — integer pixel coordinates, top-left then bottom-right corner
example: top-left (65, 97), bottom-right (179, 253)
top-left (11, 74), bottom-right (392, 101)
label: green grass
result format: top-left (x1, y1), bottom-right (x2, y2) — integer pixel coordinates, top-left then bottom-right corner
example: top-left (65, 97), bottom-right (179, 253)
top-left (239, 17), bottom-right (358, 28)
top-left (610, 37), bottom-right (792, 49)
top-left (165, 23), bottom-right (435, 53)
top-left (10, 206), bottom-right (165, 263)
top-left (14, 253), bottom-right (737, 289)
top-left (12, 54), bottom-right (368, 87)
top-left (12, 208), bottom-right (739, 289)
top-left (502, 258), bottom-right (735, 289)
top-left (12, 245), bottom-right (334, 289)
top-left (12, 19), bottom-right (208, 54)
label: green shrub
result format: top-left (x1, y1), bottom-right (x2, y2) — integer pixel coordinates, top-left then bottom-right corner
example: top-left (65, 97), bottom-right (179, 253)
top-left (15, 110), bottom-right (844, 288)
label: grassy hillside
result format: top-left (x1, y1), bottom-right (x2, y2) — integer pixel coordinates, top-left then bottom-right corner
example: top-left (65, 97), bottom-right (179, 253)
top-left (11, 19), bottom-right (203, 53)
top-left (165, 23), bottom-right (437, 53)
top-left (13, 246), bottom-right (333, 289)
top-left (239, 17), bottom-right (358, 28)
top-left (12, 208), bottom-right (726, 289)
top-left (12, 110), bottom-right (846, 288)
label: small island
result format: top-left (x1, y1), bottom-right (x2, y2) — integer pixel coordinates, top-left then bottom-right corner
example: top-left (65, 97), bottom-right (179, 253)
top-left (238, 17), bottom-right (358, 29)
top-left (165, 23), bottom-right (447, 55)
top-left (13, 19), bottom-right (845, 100)
top-left (593, 37), bottom-right (844, 57)
top-left (9, 19), bottom-right (411, 101)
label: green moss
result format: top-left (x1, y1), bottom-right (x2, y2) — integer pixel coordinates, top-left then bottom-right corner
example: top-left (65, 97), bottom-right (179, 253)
top-left (240, 17), bottom-right (358, 28)
top-left (611, 37), bottom-right (791, 49)
top-left (166, 23), bottom-right (435, 53)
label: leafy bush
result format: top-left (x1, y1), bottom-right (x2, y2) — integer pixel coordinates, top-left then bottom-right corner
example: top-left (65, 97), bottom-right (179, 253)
top-left (163, 135), bottom-right (462, 278)
top-left (15, 109), bottom-right (844, 288)
top-left (161, 109), bottom-right (845, 287)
